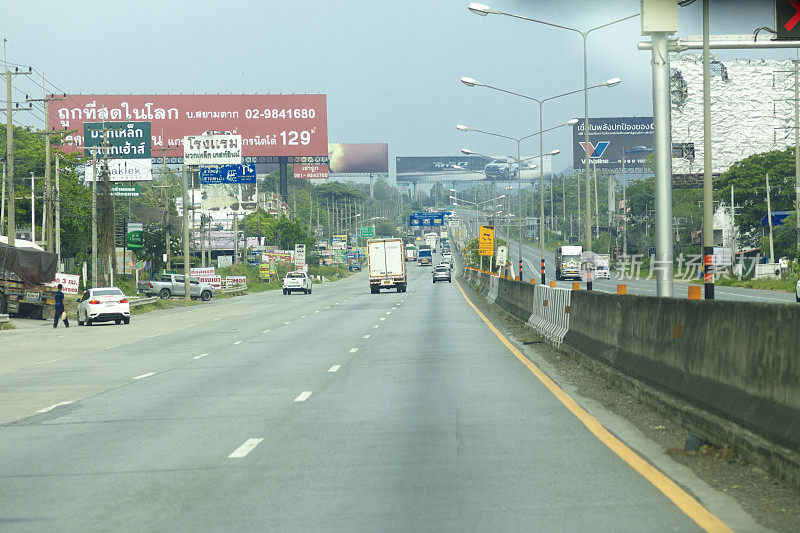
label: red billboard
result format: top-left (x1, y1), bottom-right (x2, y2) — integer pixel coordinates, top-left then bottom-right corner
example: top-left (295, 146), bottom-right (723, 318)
top-left (50, 94), bottom-right (328, 158)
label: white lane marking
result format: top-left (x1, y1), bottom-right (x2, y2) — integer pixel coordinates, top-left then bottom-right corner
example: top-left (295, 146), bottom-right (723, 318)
top-left (214, 317), bottom-right (223, 321)
top-left (33, 358), bottom-right (61, 366)
top-left (193, 353), bottom-right (208, 360)
top-left (363, 334), bottom-right (370, 339)
top-left (284, 321), bottom-right (291, 325)
top-left (149, 333), bottom-right (162, 338)
top-left (262, 329), bottom-right (271, 334)
top-left (373, 324), bottom-right (379, 329)
top-left (36, 401), bottom-right (72, 413)
top-left (233, 340), bottom-right (242, 345)
top-left (314, 310), bottom-right (320, 314)
top-left (334, 302), bottom-right (339, 305)
top-left (325, 306), bottom-right (330, 309)
top-left (104, 344), bottom-right (121, 350)
top-left (349, 347), bottom-right (358, 353)
top-left (228, 438), bottom-right (264, 459)
top-left (133, 372), bottom-right (155, 380)
top-left (300, 315), bottom-right (307, 319)
top-left (328, 365), bottom-right (341, 373)
top-left (294, 391), bottom-right (313, 402)
top-left (380, 317), bottom-right (386, 321)
top-left (185, 323), bottom-right (198, 328)
top-left (392, 307), bottom-right (397, 310)
top-left (385, 311), bottom-right (391, 315)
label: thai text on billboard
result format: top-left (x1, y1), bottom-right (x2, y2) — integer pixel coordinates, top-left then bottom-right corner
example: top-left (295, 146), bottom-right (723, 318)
top-left (293, 164), bottom-right (329, 179)
top-left (572, 117), bottom-right (654, 170)
top-left (83, 121), bottom-right (151, 159)
top-left (184, 134), bottom-right (242, 165)
top-left (51, 94), bottom-right (328, 157)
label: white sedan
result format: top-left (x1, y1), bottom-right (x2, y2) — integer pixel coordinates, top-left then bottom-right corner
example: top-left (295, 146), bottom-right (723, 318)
top-left (77, 287), bottom-right (131, 326)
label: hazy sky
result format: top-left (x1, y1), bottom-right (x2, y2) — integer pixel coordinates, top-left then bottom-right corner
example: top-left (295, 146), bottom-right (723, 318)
top-left (0, 0), bottom-right (793, 177)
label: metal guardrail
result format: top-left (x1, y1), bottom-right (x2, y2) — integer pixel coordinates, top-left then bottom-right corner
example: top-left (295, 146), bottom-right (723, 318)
top-left (221, 284), bottom-right (248, 294)
top-left (129, 296), bottom-right (159, 308)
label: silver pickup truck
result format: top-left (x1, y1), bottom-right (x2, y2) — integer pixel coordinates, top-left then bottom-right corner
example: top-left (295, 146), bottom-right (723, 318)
top-left (137, 274), bottom-right (216, 301)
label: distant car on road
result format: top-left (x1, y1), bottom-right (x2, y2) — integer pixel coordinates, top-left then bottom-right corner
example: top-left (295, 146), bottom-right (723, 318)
top-left (349, 262), bottom-right (362, 272)
top-left (283, 271), bottom-right (312, 295)
top-left (442, 251), bottom-right (453, 265)
top-left (138, 274), bottom-right (215, 301)
top-left (432, 264), bottom-right (452, 283)
top-left (76, 287), bottom-right (130, 326)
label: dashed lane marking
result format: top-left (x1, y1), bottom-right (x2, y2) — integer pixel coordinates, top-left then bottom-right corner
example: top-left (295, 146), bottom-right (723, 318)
top-left (328, 365), bottom-right (341, 373)
top-left (363, 334), bottom-right (370, 339)
top-left (193, 353), bottom-right (208, 360)
top-left (380, 317), bottom-right (386, 321)
top-left (373, 325), bottom-right (379, 329)
top-left (228, 438), bottom-right (264, 459)
top-left (233, 340), bottom-right (242, 345)
top-left (349, 348), bottom-right (358, 353)
top-left (294, 391), bottom-right (313, 402)
top-left (133, 372), bottom-right (155, 380)
top-left (262, 329), bottom-right (271, 334)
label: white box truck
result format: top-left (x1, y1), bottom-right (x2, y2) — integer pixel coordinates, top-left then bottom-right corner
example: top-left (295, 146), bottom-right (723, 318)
top-left (555, 245), bottom-right (583, 281)
top-left (368, 238), bottom-right (407, 293)
top-left (424, 232), bottom-right (438, 252)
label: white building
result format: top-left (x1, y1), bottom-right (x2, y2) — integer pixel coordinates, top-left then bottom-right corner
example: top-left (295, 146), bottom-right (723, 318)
top-left (670, 55), bottom-right (797, 176)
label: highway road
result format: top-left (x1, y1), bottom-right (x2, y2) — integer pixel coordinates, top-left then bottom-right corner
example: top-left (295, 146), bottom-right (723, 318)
top-left (0, 260), bottom-right (754, 531)
top-left (460, 213), bottom-right (797, 305)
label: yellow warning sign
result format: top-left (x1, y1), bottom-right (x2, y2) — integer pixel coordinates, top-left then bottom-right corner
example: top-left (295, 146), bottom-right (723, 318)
top-left (478, 225), bottom-right (494, 256)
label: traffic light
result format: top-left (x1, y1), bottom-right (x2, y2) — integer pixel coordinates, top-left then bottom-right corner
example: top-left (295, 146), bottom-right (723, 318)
top-left (776, 0), bottom-right (800, 40)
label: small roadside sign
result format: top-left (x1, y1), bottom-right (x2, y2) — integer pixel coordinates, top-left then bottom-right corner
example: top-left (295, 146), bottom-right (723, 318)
top-left (478, 225), bottom-right (494, 256)
top-left (126, 223), bottom-right (144, 249)
top-left (111, 184), bottom-right (141, 197)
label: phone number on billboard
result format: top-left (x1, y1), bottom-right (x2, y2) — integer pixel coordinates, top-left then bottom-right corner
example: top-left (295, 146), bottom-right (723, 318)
top-left (245, 108), bottom-right (317, 119)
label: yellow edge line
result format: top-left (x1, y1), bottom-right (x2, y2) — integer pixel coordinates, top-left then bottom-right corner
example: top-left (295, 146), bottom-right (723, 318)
top-left (455, 278), bottom-right (733, 533)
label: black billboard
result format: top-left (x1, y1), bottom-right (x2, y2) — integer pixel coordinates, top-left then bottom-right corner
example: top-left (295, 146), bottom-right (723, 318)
top-left (572, 117), bottom-right (654, 170)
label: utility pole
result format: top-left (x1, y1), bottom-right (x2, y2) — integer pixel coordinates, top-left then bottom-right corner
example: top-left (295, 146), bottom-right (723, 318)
top-left (4, 41), bottom-right (33, 246)
top-left (154, 140), bottom-right (179, 270)
top-left (26, 78), bottom-right (66, 252)
top-left (181, 164), bottom-right (190, 300)
top-left (796, 59), bottom-right (800, 257)
top-left (55, 154), bottom-right (61, 265)
top-left (766, 172), bottom-right (775, 264)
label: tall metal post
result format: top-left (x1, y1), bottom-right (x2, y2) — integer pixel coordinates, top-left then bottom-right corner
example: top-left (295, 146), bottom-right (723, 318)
top-left (622, 156), bottom-right (628, 257)
top-left (1, 162), bottom-right (5, 234)
top-left (795, 59), bottom-right (800, 256)
top-left (517, 139), bottom-right (523, 279)
top-left (181, 164), bottom-right (190, 300)
top-left (6, 69), bottom-right (14, 247)
top-left (538, 102), bottom-right (546, 284)
top-left (651, 31), bottom-right (674, 297)
top-left (91, 151), bottom-right (98, 288)
top-left (55, 154), bottom-right (61, 265)
top-left (702, 0), bottom-right (714, 299)
top-left (583, 35), bottom-right (593, 292)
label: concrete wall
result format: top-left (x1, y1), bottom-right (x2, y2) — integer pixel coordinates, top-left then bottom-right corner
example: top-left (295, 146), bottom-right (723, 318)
top-left (565, 291), bottom-right (800, 455)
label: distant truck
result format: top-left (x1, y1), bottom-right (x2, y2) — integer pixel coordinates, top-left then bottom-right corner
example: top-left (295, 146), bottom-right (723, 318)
top-left (418, 246), bottom-right (433, 266)
top-left (138, 273), bottom-right (216, 301)
top-left (404, 243), bottom-right (417, 262)
top-left (555, 245), bottom-right (583, 281)
top-left (367, 238), bottom-right (407, 294)
top-left (424, 232), bottom-right (438, 252)
top-left (592, 254), bottom-right (611, 280)
top-left (0, 239), bottom-right (58, 318)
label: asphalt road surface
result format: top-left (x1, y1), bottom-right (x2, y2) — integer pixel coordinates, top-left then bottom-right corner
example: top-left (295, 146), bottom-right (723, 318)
top-left (0, 261), bottom-right (751, 531)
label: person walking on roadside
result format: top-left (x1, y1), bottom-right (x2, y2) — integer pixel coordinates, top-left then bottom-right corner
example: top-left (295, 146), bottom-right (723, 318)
top-left (53, 283), bottom-right (69, 328)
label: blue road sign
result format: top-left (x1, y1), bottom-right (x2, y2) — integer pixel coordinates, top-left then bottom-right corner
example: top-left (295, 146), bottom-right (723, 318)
top-left (409, 212), bottom-right (445, 226)
top-left (199, 164), bottom-right (257, 184)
